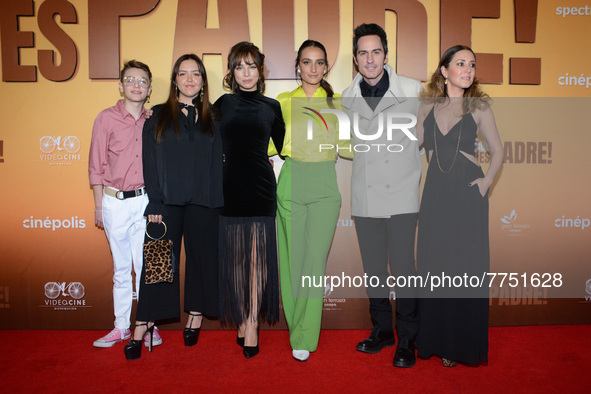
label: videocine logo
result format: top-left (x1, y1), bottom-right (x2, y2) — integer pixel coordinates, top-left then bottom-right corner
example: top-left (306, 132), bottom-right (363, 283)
top-left (305, 109), bottom-right (417, 153)
top-left (39, 135), bottom-right (81, 164)
top-left (42, 281), bottom-right (88, 310)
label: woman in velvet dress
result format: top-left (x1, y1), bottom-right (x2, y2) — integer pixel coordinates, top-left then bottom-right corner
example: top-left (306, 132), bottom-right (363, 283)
top-left (124, 54), bottom-right (223, 360)
top-left (215, 42), bottom-right (285, 358)
top-left (414, 45), bottom-right (502, 367)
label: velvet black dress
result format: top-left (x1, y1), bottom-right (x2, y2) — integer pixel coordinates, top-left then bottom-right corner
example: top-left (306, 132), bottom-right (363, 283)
top-left (416, 107), bottom-right (489, 365)
top-left (214, 89), bottom-right (285, 325)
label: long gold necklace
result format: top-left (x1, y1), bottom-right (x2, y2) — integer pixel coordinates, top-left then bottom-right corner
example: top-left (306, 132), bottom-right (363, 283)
top-left (433, 104), bottom-right (463, 174)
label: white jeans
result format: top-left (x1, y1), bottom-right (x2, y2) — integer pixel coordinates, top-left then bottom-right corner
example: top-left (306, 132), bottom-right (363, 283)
top-left (102, 192), bottom-right (148, 330)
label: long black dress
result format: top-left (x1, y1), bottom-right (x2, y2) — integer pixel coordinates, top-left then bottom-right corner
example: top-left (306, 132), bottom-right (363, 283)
top-left (416, 107), bottom-right (489, 365)
top-left (214, 89), bottom-right (285, 325)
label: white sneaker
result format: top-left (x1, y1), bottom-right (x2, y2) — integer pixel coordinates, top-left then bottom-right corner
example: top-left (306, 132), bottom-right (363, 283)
top-left (93, 328), bottom-right (131, 348)
top-left (292, 349), bottom-right (310, 362)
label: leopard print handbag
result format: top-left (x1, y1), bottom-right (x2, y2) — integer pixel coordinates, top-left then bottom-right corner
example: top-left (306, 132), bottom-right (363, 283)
top-left (143, 221), bottom-right (174, 285)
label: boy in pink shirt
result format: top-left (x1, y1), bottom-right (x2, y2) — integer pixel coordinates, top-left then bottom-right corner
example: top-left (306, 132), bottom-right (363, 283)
top-left (89, 60), bottom-right (161, 348)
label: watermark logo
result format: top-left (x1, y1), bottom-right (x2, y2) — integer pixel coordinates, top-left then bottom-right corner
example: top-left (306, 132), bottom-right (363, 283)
top-left (336, 219), bottom-right (354, 228)
top-left (42, 281), bottom-right (88, 310)
top-left (303, 107), bottom-right (329, 136)
top-left (39, 135), bottom-right (81, 165)
top-left (500, 209), bottom-right (530, 236)
top-left (307, 108), bottom-right (417, 153)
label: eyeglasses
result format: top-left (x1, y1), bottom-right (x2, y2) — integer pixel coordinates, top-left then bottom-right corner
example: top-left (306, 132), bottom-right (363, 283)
top-left (122, 76), bottom-right (150, 87)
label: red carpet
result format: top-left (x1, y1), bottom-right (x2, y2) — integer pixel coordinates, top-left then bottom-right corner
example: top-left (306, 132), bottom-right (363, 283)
top-left (1, 326), bottom-right (589, 393)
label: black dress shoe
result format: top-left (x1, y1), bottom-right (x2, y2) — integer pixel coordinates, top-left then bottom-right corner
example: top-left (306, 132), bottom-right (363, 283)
top-left (356, 327), bottom-right (395, 354)
top-left (393, 338), bottom-right (416, 368)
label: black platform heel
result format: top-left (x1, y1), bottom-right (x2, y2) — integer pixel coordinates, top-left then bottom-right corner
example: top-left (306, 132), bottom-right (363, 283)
top-left (183, 312), bottom-right (202, 347)
top-left (124, 322), bottom-right (154, 360)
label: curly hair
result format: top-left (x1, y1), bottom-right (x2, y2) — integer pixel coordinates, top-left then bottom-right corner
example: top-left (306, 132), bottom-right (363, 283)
top-left (421, 45), bottom-right (490, 113)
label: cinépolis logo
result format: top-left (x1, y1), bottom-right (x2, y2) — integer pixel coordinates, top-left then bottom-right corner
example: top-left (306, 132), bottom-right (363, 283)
top-left (557, 73), bottom-right (591, 88)
top-left (23, 216), bottom-right (86, 231)
top-left (38, 135), bottom-right (81, 165)
top-left (306, 109), bottom-right (417, 153)
top-left (554, 216), bottom-right (590, 230)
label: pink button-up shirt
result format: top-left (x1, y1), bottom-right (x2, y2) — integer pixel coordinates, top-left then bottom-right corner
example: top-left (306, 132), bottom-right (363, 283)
top-left (89, 99), bottom-right (146, 191)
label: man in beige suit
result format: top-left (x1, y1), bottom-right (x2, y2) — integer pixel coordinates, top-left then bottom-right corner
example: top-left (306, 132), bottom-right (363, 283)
top-left (341, 23), bottom-right (421, 368)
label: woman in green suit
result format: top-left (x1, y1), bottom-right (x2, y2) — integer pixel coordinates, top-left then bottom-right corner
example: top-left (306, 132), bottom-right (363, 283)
top-left (271, 40), bottom-right (351, 362)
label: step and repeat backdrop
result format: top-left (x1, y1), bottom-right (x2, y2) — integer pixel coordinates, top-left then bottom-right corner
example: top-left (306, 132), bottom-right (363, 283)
top-left (1, 0), bottom-right (590, 329)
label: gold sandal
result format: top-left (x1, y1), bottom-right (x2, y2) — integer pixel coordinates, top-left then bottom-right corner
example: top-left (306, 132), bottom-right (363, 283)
top-left (442, 358), bottom-right (457, 367)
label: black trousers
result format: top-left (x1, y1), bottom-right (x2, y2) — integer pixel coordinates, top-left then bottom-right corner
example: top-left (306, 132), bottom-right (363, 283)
top-left (354, 213), bottom-right (419, 341)
top-left (137, 204), bottom-right (221, 322)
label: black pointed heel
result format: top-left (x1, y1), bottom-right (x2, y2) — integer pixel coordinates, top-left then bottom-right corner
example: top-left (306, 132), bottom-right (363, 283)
top-left (237, 335), bottom-right (244, 348)
top-left (183, 312), bottom-right (202, 347)
top-left (243, 329), bottom-right (259, 358)
top-left (124, 322), bottom-right (154, 360)
top-left (243, 344), bottom-right (259, 358)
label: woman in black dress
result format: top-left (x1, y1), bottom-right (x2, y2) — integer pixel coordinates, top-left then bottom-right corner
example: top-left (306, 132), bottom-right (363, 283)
top-left (415, 45), bottom-right (502, 367)
top-left (215, 42), bottom-right (285, 358)
top-left (124, 54), bottom-right (223, 360)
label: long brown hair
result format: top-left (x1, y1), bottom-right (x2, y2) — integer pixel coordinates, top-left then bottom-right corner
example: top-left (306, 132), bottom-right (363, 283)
top-left (296, 40), bottom-right (335, 108)
top-left (421, 45), bottom-right (489, 112)
top-left (223, 42), bottom-right (266, 94)
top-left (155, 54), bottom-right (215, 142)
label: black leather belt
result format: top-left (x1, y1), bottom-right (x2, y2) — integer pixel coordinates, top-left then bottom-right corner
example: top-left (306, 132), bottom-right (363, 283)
top-left (105, 186), bottom-right (146, 200)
